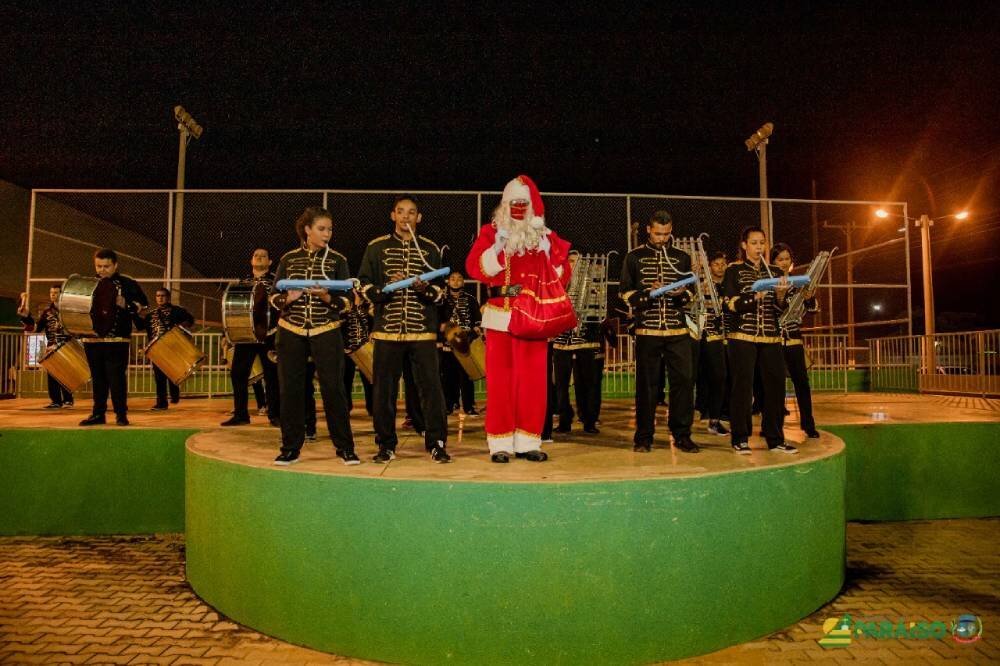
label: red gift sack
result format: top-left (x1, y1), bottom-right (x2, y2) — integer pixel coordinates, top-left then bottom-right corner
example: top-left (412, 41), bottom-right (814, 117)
top-left (508, 259), bottom-right (577, 340)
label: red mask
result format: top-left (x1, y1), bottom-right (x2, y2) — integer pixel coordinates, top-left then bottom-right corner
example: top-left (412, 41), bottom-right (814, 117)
top-left (509, 199), bottom-right (529, 221)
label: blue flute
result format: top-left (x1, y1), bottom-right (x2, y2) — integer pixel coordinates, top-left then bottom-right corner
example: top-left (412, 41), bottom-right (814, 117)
top-left (649, 274), bottom-right (699, 298)
top-left (383, 267), bottom-right (451, 293)
top-left (274, 279), bottom-right (356, 292)
top-left (751, 275), bottom-right (811, 292)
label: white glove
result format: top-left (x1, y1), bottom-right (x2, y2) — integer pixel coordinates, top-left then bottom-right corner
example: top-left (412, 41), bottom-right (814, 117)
top-left (492, 227), bottom-right (509, 254)
top-left (538, 232), bottom-right (551, 256)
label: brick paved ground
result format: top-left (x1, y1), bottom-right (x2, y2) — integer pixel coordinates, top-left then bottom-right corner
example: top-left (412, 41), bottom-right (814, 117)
top-left (1, 519), bottom-right (998, 665)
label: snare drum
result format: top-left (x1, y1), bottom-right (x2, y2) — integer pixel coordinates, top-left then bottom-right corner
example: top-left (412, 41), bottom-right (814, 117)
top-left (222, 282), bottom-right (270, 344)
top-left (348, 341), bottom-right (375, 384)
top-left (145, 327), bottom-right (206, 385)
top-left (40, 339), bottom-right (91, 392)
top-left (58, 275), bottom-right (118, 337)
top-left (454, 336), bottom-right (486, 381)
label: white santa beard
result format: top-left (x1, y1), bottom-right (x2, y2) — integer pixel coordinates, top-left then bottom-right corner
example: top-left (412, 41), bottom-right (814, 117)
top-left (497, 212), bottom-right (548, 256)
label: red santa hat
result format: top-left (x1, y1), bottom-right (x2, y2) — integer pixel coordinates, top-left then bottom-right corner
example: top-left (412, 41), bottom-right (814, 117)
top-left (501, 174), bottom-right (546, 229)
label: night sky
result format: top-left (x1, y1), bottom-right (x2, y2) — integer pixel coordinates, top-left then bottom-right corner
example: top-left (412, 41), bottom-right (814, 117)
top-left (2, 3), bottom-right (999, 325)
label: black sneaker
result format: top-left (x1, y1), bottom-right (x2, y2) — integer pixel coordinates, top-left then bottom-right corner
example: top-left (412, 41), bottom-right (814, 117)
top-left (491, 452), bottom-right (510, 463)
top-left (170, 397), bottom-right (179, 404)
top-left (79, 414), bottom-right (106, 426)
top-left (274, 450), bottom-right (299, 466)
top-left (221, 416), bottom-right (251, 426)
top-left (337, 450), bottom-right (361, 466)
top-left (515, 450), bottom-right (548, 462)
top-left (770, 442), bottom-right (799, 454)
top-left (429, 444), bottom-right (452, 464)
top-left (115, 416), bottom-right (130, 426)
top-left (305, 432), bottom-right (317, 442)
top-left (373, 448), bottom-right (395, 464)
top-left (633, 442), bottom-right (652, 453)
top-left (62, 402), bottom-right (74, 408)
top-left (151, 404), bottom-right (168, 411)
top-left (464, 408), bottom-right (480, 417)
top-left (805, 429), bottom-right (821, 439)
top-left (554, 425), bottom-right (571, 434)
top-left (583, 425), bottom-right (600, 434)
top-left (44, 402), bottom-right (62, 409)
top-left (707, 420), bottom-right (729, 436)
top-left (732, 441), bottom-right (752, 455)
top-left (673, 436), bottom-right (700, 453)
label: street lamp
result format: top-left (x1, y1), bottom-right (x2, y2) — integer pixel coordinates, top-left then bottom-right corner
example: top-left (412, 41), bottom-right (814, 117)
top-left (171, 106), bottom-right (203, 304)
top-left (745, 122), bottom-right (774, 232)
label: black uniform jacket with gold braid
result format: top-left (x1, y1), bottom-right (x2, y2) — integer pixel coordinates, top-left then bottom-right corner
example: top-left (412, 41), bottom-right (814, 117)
top-left (21, 304), bottom-right (70, 348)
top-left (357, 233), bottom-right (445, 342)
top-left (268, 246), bottom-right (352, 337)
top-left (702, 278), bottom-right (726, 342)
top-left (618, 243), bottom-right (693, 337)
top-left (552, 322), bottom-right (601, 351)
top-left (80, 272), bottom-right (148, 343)
top-left (143, 304), bottom-right (195, 340)
top-left (438, 288), bottom-right (481, 351)
top-left (780, 286), bottom-right (818, 345)
top-left (722, 260), bottom-right (788, 344)
top-left (342, 303), bottom-right (374, 353)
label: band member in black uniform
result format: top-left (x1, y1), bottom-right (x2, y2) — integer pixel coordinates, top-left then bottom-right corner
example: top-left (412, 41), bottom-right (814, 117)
top-left (358, 195), bottom-right (451, 464)
top-left (619, 211), bottom-right (699, 453)
top-left (270, 207), bottom-right (358, 466)
top-left (695, 251), bottom-right (730, 436)
top-left (722, 226), bottom-right (797, 454)
top-left (342, 291), bottom-right (374, 415)
top-left (80, 248), bottom-right (148, 426)
top-left (18, 285), bottom-right (74, 408)
top-left (771, 243), bottom-right (820, 438)
top-left (222, 248), bottom-right (280, 427)
top-left (438, 270), bottom-right (481, 416)
top-left (143, 288), bottom-right (195, 410)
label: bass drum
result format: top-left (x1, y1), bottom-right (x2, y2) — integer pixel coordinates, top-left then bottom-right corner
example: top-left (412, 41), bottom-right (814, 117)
top-left (454, 336), bottom-right (486, 381)
top-left (222, 282), bottom-right (270, 344)
top-left (40, 339), bottom-right (91, 392)
top-left (145, 327), bottom-right (206, 385)
top-left (224, 346), bottom-right (265, 385)
top-left (348, 341), bottom-right (375, 384)
top-left (59, 275), bottom-right (118, 337)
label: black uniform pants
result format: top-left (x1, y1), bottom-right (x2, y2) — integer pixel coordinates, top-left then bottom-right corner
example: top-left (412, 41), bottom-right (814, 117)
top-left (695, 339), bottom-right (727, 420)
top-left (634, 334), bottom-right (694, 444)
top-left (153, 366), bottom-right (180, 406)
top-left (231, 341), bottom-right (279, 420)
top-left (47, 374), bottom-right (72, 405)
top-left (84, 342), bottom-right (130, 418)
top-left (276, 329), bottom-right (355, 455)
top-left (553, 348), bottom-right (600, 429)
top-left (440, 349), bottom-right (476, 413)
top-left (343, 356), bottom-right (374, 415)
top-left (728, 339), bottom-right (785, 446)
top-left (372, 340), bottom-right (446, 451)
top-left (783, 343), bottom-right (816, 432)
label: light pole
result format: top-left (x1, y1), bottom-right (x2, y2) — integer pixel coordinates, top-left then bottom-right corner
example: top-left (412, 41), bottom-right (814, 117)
top-left (172, 106), bottom-right (203, 304)
top-left (745, 122), bottom-right (774, 233)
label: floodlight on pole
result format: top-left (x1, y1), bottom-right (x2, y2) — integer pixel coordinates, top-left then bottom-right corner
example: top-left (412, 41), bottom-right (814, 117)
top-left (745, 122), bottom-right (774, 232)
top-left (170, 106), bottom-right (203, 304)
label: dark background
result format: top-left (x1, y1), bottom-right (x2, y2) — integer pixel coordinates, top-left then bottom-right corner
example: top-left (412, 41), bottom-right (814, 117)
top-left (2, 2), bottom-right (998, 329)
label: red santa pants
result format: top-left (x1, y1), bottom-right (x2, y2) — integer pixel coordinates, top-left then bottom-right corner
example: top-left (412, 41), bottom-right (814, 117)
top-left (485, 330), bottom-right (548, 454)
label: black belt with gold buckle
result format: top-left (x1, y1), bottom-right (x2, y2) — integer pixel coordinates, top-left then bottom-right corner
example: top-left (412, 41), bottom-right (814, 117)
top-left (488, 285), bottom-right (522, 298)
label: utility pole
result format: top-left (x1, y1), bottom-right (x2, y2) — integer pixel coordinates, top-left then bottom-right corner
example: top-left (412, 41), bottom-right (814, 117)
top-left (745, 123), bottom-right (774, 234)
top-left (171, 106), bottom-right (203, 305)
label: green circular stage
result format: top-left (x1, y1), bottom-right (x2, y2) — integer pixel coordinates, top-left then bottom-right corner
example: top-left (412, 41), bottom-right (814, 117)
top-left (185, 430), bottom-right (846, 664)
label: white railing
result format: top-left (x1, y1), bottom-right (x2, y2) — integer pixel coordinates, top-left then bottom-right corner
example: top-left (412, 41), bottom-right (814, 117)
top-left (869, 329), bottom-right (1000, 396)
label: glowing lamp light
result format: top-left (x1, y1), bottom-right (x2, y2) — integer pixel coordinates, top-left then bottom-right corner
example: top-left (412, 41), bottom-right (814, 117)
top-left (955, 211), bottom-right (970, 220)
top-left (874, 209), bottom-right (890, 218)
top-left (872, 303), bottom-right (883, 313)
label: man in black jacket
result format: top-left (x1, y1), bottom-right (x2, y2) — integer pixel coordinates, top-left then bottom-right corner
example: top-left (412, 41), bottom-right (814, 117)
top-left (80, 248), bottom-right (148, 426)
top-left (18, 284), bottom-right (74, 408)
top-left (143, 288), bottom-right (195, 410)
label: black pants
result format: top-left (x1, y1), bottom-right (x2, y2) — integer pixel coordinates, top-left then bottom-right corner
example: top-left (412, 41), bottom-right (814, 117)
top-left (728, 339), bottom-right (785, 446)
top-left (343, 356), bottom-right (374, 415)
top-left (553, 348), bottom-right (600, 429)
top-left (153, 366), bottom-right (180, 407)
top-left (634, 334), bottom-right (694, 444)
top-left (402, 357), bottom-right (425, 431)
top-left (593, 353), bottom-right (605, 421)
top-left (695, 339), bottom-right (727, 420)
top-left (252, 380), bottom-right (266, 410)
top-left (304, 362), bottom-right (317, 436)
top-left (373, 340), bottom-right (446, 451)
top-left (46, 374), bottom-right (72, 405)
top-left (276, 329), bottom-right (354, 455)
top-left (783, 343), bottom-right (816, 432)
top-left (440, 349), bottom-right (476, 413)
top-left (84, 342), bottom-right (130, 418)
top-left (231, 342), bottom-right (278, 420)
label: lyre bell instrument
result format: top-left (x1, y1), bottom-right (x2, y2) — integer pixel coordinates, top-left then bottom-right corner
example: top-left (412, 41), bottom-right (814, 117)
top-left (566, 252), bottom-right (613, 335)
top-left (670, 235), bottom-right (722, 338)
top-left (779, 249), bottom-right (835, 328)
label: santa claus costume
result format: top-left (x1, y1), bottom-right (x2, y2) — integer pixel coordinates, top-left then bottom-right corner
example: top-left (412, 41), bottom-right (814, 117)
top-left (466, 176), bottom-right (574, 462)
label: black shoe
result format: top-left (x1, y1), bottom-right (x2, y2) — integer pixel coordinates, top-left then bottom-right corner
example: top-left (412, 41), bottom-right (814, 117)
top-left (269, 417), bottom-right (281, 428)
top-left (783, 407), bottom-right (791, 416)
top-left (79, 414), bottom-right (106, 426)
top-left (116, 416), bottom-right (130, 426)
top-left (62, 402), bottom-right (74, 409)
top-left (402, 417), bottom-right (414, 429)
top-left (515, 450), bottom-right (548, 462)
top-left (770, 442), bottom-right (799, 454)
top-left (554, 425), bottom-right (571, 434)
top-left (673, 436), bottom-right (700, 453)
top-left (429, 444), bottom-right (452, 463)
top-left (305, 432), bottom-right (317, 442)
top-left (44, 402), bottom-right (62, 409)
top-left (491, 452), bottom-right (510, 463)
top-left (464, 408), bottom-right (480, 416)
top-left (583, 425), bottom-right (600, 434)
top-left (732, 441), bottom-right (752, 455)
top-left (805, 429), bottom-right (821, 439)
top-left (151, 404), bottom-right (168, 411)
top-left (274, 450), bottom-right (299, 466)
top-left (337, 449), bottom-right (361, 466)
top-left (220, 416), bottom-right (251, 426)
top-left (373, 448), bottom-right (395, 464)
top-left (170, 398), bottom-right (180, 404)
top-left (633, 442), bottom-right (652, 453)
top-left (707, 420), bottom-right (729, 436)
